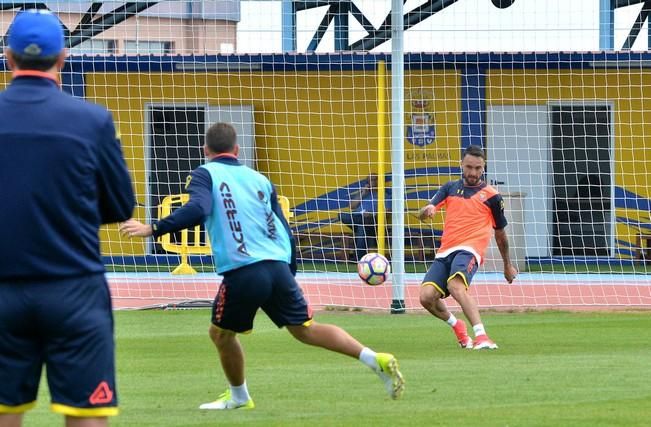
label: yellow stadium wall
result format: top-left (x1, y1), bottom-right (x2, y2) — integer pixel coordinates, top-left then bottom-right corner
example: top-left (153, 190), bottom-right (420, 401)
top-left (487, 70), bottom-right (651, 256)
top-left (403, 73), bottom-right (461, 231)
top-left (3, 66), bottom-right (648, 259)
top-left (85, 71), bottom-right (460, 255)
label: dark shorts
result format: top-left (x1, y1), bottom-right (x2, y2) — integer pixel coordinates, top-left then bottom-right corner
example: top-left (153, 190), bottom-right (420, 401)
top-left (212, 260), bottom-right (313, 333)
top-left (0, 273), bottom-right (118, 417)
top-left (422, 250), bottom-right (479, 298)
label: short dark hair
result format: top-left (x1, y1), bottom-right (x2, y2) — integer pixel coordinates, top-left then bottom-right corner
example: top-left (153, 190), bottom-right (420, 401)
top-left (10, 51), bottom-right (60, 72)
top-left (462, 144), bottom-right (486, 161)
top-left (205, 122), bottom-right (237, 154)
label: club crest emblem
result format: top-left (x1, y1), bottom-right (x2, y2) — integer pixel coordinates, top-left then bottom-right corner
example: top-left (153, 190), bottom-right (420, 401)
top-left (406, 89), bottom-right (435, 147)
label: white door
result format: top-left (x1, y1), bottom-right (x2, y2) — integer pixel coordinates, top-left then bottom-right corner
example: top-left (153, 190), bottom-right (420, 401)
top-left (487, 105), bottom-right (551, 258)
top-left (206, 106), bottom-right (255, 169)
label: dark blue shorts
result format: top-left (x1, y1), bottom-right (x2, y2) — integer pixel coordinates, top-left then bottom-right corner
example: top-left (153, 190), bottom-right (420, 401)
top-left (212, 260), bottom-right (313, 333)
top-left (422, 250), bottom-right (479, 298)
top-left (0, 274), bottom-right (117, 416)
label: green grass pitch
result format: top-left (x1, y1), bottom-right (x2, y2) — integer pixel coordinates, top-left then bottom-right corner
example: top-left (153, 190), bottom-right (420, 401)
top-left (24, 310), bottom-right (651, 426)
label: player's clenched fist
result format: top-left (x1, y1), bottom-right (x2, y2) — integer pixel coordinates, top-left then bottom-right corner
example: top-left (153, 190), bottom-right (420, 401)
top-left (418, 204), bottom-right (436, 221)
top-left (504, 263), bottom-right (518, 284)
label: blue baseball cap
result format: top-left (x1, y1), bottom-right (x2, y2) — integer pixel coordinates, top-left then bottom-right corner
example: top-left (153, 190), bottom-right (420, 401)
top-left (8, 9), bottom-right (64, 58)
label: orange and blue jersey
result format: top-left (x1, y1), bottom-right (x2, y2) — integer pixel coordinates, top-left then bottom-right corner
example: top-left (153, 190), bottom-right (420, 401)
top-left (429, 179), bottom-right (507, 264)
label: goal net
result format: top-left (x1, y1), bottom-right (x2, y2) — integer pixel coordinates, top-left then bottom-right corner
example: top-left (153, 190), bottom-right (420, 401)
top-left (2, 1), bottom-right (649, 310)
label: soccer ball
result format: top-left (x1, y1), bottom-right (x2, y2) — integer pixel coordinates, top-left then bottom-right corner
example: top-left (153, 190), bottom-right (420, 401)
top-left (491, 0), bottom-right (516, 8)
top-left (357, 253), bottom-right (390, 286)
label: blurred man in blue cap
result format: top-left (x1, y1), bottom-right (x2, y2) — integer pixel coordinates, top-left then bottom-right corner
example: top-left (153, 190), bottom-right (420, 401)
top-left (0, 9), bottom-right (134, 427)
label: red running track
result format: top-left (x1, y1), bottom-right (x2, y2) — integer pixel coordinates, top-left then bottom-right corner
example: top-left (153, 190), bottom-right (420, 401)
top-left (109, 277), bottom-right (651, 310)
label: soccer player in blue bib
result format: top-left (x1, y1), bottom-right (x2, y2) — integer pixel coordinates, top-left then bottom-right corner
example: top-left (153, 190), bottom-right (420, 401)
top-left (120, 122), bottom-right (404, 409)
top-left (0, 10), bottom-right (134, 427)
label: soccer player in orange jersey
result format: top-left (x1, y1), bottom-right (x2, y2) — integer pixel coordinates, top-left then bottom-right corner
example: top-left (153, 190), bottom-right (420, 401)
top-left (418, 145), bottom-right (517, 350)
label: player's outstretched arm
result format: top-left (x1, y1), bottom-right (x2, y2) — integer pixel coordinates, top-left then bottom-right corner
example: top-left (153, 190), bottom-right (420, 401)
top-left (495, 228), bottom-right (517, 283)
top-left (122, 168), bottom-right (213, 240)
top-left (420, 182), bottom-right (449, 221)
top-left (119, 219), bottom-right (153, 238)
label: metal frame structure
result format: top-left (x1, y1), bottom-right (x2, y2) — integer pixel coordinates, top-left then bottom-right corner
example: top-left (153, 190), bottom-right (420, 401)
top-left (5, 1), bottom-right (650, 53)
top-left (0, 2), bottom-right (160, 49)
top-left (282, 0), bottom-right (473, 52)
top-left (284, 0), bottom-right (651, 52)
top-left (600, 0), bottom-right (651, 50)
top-left (3, 2), bottom-right (651, 54)
top-left (281, 0), bottom-right (522, 52)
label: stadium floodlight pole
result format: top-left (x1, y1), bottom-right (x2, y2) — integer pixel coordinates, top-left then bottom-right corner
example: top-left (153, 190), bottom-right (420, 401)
top-left (390, 0), bottom-right (406, 314)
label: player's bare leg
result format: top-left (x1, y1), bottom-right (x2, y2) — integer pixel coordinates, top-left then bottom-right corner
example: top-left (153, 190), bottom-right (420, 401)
top-left (65, 416), bottom-right (107, 427)
top-left (447, 277), bottom-right (481, 326)
top-left (419, 285), bottom-right (450, 321)
top-left (420, 284), bottom-right (472, 348)
top-left (448, 277), bottom-right (497, 350)
top-left (287, 322), bottom-right (404, 399)
top-left (208, 325), bottom-right (245, 386)
top-left (287, 322), bottom-right (364, 357)
top-left (0, 414), bottom-right (22, 427)
top-left (199, 325), bottom-right (254, 410)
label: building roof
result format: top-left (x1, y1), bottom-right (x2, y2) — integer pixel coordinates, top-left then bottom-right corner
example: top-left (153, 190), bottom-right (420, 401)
top-left (36, 1), bottom-right (240, 22)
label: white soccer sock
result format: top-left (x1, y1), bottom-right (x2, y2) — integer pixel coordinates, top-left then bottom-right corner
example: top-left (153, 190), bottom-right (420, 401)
top-left (359, 347), bottom-right (379, 371)
top-left (230, 381), bottom-right (251, 403)
top-left (446, 313), bottom-right (458, 327)
top-left (473, 323), bottom-right (486, 337)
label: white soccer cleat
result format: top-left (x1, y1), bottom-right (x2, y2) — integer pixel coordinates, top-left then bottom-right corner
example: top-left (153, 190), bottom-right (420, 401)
top-left (199, 389), bottom-right (255, 410)
top-left (473, 334), bottom-right (498, 350)
top-left (458, 335), bottom-right (474, 349)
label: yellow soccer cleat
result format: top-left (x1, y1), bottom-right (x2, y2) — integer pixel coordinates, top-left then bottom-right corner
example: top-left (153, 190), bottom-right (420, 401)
top-left (199, 389), bottom-right (255, 410)
top-left (375, 353), bottom-right (405, 400)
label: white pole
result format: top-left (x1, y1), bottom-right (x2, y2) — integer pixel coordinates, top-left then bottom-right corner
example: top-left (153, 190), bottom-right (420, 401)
top-left (390, 0), bottom-right (405, 313)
